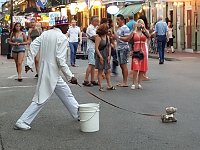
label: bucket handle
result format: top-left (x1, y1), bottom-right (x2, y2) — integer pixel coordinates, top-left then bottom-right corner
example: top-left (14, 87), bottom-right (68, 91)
top-left (79, 108), bottom-right (98, 122)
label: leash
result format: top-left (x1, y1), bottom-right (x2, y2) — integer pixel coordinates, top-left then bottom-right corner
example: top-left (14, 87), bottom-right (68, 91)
top-left (76, 83), bottom-right (161, 118)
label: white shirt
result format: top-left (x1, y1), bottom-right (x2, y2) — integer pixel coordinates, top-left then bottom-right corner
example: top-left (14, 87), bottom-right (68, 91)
top-left (86, 24), bottom-right (97, 50)
top-left (27, 28), bottom-right (73, 104)
top-left (67, 26), bottom-right (80, 42)
top-left (116, 24), bottom-right (130, 46)
top-left (168, 27), bottom-right (173, 38)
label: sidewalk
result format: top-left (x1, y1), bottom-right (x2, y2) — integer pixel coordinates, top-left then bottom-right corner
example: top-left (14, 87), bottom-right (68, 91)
top-left (0, 55), bottom-right (14, 64)
top-left (149, 50), bottom-right (200, 61)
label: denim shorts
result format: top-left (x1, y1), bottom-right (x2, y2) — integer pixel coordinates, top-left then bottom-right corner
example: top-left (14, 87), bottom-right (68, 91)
top-left (87, 48), bottom-right (95, 65)
top-left (117, 45), bottom-right (129, 65)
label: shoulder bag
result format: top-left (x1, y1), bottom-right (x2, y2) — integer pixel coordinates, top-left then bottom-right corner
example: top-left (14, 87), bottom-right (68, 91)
top-left (132, 34), bottom-right (144, 60)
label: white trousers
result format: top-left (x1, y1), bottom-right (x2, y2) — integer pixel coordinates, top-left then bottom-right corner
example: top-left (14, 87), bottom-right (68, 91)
top-left (18, 77), bottom-right (79, 125)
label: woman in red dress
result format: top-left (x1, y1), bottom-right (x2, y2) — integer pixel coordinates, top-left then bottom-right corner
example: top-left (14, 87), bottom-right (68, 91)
top-left (117, 19), bottom-right (149, 89)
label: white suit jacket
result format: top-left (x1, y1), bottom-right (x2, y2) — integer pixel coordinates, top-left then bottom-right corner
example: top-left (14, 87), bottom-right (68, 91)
top-left (27, 28), bottom-right (74, 104)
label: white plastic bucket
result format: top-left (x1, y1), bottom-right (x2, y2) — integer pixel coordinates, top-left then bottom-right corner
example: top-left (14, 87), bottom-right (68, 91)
top-left (79, 103), bottom-right (100, 132)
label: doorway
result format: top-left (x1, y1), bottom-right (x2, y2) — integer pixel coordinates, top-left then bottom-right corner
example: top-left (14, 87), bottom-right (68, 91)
top-left (187, 10), bottom-right (192, 48)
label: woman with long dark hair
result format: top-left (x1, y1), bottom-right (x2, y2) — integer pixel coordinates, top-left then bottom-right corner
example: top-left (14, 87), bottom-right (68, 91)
top-left (95, 23), bottom-right (116, 91)
top-left (9, 22), bottom-right (29, 82)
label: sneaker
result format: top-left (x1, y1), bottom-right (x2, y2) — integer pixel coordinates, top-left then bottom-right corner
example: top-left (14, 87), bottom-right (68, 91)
top-left (14, 119), bottom-right (31, 130)
top-left (138, 84), bottom-right (143, 89)
top-left (131, 84), bottom-right (136, 90)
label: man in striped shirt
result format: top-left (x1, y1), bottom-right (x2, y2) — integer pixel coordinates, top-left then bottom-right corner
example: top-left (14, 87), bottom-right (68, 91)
top-left (155, 16), bottom-right (168, 64)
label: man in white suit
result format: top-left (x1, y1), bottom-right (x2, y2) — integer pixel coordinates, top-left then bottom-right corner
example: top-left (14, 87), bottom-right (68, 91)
top-left (14, 17), bottom-right (79, 130)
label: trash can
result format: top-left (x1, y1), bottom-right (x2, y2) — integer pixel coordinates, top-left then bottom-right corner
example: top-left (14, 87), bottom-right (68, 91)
top-left (1, 32), bottom-right (10, 55)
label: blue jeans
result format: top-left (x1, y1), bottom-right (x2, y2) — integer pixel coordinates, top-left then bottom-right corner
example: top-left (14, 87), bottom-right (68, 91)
top-left (69, 42), bottom-right (79, 65)
top-left (157, 35), bottom-right (166, 63)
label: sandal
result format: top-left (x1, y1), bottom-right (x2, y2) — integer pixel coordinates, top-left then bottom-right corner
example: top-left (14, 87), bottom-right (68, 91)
top-left (82, 81), bottom-right (93, 87)
top-left (91, 81), bottom-right (99, 86)
top-left (116, 83), bottom-right (128, 87)
top-left (107, 86), bottom-right (116, 90)
top-left (99, 88), bottom-right (105, 92)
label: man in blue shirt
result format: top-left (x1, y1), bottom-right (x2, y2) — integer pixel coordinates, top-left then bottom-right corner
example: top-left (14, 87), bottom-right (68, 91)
top-left (155, 16), bottom-right (168, 64)
top-left (126, 16), bottom-right (136, 31)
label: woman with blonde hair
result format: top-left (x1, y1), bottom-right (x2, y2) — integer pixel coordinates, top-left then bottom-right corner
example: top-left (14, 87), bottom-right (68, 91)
top-left (117, 19), bottom-right (150, 89)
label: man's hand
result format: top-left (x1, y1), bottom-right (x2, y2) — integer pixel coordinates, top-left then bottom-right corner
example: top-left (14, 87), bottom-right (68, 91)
top-left (112, 33), bottom-right (119, 40)
top-left (25, 65), bottom-right (33, 73)
top-left (70, 77), bottom-right (78, 84)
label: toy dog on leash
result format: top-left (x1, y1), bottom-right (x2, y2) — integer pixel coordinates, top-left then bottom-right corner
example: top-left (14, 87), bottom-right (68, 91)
top-left (161, 107), bottom-right (177, 123)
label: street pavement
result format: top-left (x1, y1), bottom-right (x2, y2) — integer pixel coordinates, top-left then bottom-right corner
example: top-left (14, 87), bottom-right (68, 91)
top-left (0, 54), bottom-right (200, 150)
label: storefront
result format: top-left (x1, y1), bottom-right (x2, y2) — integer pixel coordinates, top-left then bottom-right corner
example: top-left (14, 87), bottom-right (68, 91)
top-left (156, 0), bottom-right (200, 51)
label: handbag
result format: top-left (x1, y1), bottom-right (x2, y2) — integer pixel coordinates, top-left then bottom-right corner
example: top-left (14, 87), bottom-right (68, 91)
top-left (132, 51), bottom-right (144, 60)
top-left (132, 34), bottom-right (144, 60)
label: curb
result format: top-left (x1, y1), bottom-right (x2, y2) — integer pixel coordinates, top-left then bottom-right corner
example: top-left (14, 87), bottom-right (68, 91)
top-left (148, 54), bottom-right (181, 61)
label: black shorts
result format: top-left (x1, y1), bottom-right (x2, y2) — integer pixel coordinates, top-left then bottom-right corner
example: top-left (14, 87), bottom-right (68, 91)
top-left (167, 38), bottom-right (173, 47)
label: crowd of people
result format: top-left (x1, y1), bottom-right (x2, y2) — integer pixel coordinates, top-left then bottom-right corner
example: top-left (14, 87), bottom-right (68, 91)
top-left (10, 14), bottom-right (174, 130)
top-left (81, 14), bottom-right (158, 91)
top-left (7, 14), bottom-right (173, 89)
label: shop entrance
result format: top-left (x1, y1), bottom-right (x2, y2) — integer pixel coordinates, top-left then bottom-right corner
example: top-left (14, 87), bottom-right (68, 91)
top-left (187, 10), bottom-right (192, 48)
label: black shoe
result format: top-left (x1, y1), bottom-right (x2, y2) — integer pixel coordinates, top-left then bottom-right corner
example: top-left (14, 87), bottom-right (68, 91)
top-left (91, 81), bottom-right (99, 86)
top-left (82, 81), bottom-right (93, 87)
top-left (159, 62), bottom-right (164, 64)
top-left (17, 79), bottom-right (23, 82)
top-left (35, 74), bottom-right (38, 78)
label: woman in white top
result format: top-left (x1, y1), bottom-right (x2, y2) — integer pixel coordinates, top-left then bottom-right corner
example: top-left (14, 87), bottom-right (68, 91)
top-left (167, 22), bottom-right (174, 53)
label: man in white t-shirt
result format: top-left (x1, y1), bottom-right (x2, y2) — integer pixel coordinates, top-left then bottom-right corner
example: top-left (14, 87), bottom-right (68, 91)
top-left (66, 20), bottom-right (82, 67)
top-left (82, 16), bottom-right (99, 86)
top-left (113, 14), bottom-right (130, 87)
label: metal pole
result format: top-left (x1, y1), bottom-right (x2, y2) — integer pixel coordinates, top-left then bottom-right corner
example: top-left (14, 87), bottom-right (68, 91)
top-left (10, 0), bottom-right (13, 31)
top-left (195, 0), bottom-right (197, 51)
top-left (148, 1), bottom-right (151, 28)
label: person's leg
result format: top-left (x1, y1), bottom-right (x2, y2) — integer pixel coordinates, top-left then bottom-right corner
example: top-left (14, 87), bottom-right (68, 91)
top-left (84, 64), bottom-right (92, 81)
top-left (132, 70), bottom-right (138, 85)
top-left (131, 70), bottom-right (138, 89)
top-left (98, 69), bottom-right (103, 89)
top-left (17, 101), bottom-right (47, 125)
top-left (17, 52), bottom-right (25, 79)
top-left (157, 40), bottom-right (163, 63)
top-left (120, 64), bottom-right (128, 86)
top-left (83, 50), bottom-right (94, 83)
top-left (105, 69), bottom-right (112, 88)
top-left (34, 53), bottom-right (40, 75)
top-left (54, 77), bottom-right (79, 119)
top-left (170, 38), bottom-right (174, 52)
top-left (69, 42), bottom-right (75, 65)
top-left (162, 39), bottom-right (166, 63)
top-left (12, 52), bottom-right (18, 74)
top-left (138, 71), bottom-right (143, 89)
top-left (90, 65), bottom-right (96, 82)
top-left (73, 42), bottom-right (79, 65)
top-left (111, 50), bottom-right (118, 74)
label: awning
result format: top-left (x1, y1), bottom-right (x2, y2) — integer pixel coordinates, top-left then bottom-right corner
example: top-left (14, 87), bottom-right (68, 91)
top-left (116, 4), bottom-right (142, 17)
